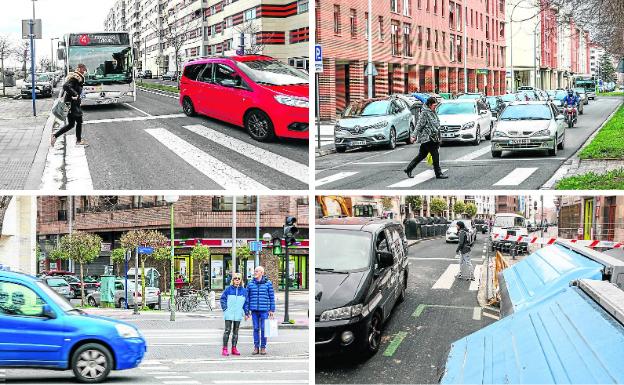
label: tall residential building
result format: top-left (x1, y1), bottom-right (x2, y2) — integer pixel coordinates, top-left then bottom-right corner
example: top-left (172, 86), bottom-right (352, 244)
top-left (104, 0), bottom-right (310, 76)
top-left (0, 196), bottom-right (37, 274)
top-left (316, 0), bottom-right (508, 120)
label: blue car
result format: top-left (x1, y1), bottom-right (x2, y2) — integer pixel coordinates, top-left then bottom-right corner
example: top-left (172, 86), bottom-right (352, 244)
top-left (0, 269), bottom-right (146, 383)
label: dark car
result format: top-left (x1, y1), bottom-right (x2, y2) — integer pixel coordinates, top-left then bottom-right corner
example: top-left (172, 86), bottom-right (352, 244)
top-left (143, 70), bottom-right (153, 79)
top-left (473, 218), bottom-right (488, 234)
top-left (162, 71), bottom-right (179, 81)
top-left (486, 96), bottom-right (506, 118)
top-left (315, 217), bottom-right (409, 358)
top-left (63, 275), bottom-right (99, 299)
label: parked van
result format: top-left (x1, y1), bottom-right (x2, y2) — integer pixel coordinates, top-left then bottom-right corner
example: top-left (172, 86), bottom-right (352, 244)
top-left (315, 218), bottom-right (409, 357)
top-left (0, 269), bottom-right (146, 383)
top-left (490, 213), bottom-right (529, 252)
top-left (179, 55), bottom-right (309, 142)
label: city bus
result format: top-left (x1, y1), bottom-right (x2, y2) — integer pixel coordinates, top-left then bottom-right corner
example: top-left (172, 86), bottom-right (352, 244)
top-left (573, 75), bottom-right (596, 100)
top-left (57, 32), bottom-right (137, 105)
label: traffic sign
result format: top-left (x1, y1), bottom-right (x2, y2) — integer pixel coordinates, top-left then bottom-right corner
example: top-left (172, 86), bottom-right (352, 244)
top-left (365, 62), bottom-right (378, 76)
top-left (315, 44), bottom-right (323, 73)
top-left (138, 246), bottom-right (154, 255)
top-left (22, 19), bottom-right (42, 39)
top-left (249, 241), bottom-right (263, 252)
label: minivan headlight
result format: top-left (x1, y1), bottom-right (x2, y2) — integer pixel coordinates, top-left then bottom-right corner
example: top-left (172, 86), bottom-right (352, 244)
top-left (115, 324), bottom-right (140, 339)
top-left (532, 129), bottom-right (551, 137)
top-left (274, 95), bottom-right (309, 108)
top-left (319, 304), bottom-right (363, 322)
top-left (461, 121), bottom-right (475, 130)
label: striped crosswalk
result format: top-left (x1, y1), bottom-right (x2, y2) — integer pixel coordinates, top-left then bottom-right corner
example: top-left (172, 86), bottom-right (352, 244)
top-left (41, 123), bottom-right (309, 190)
top-left (431, 263), bottom-right (482, 291)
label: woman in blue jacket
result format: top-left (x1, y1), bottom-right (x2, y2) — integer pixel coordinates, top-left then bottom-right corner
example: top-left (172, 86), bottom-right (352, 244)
top-left (220, 273), bottom-right (248, 356)
top-left (246, 266), bottom-right (275, 355)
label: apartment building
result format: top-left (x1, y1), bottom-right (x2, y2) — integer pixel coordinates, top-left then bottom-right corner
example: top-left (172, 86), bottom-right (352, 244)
top-left (316, 0), bottom-right (508, 120)
top-left (37, 196), bottom-right (310, 291)
top-left (104, 0), bottom-right (310, 76)
top-left (559, 196), bottom-right (624, 242)
top-left (0, 196), bottom-right (37, 275)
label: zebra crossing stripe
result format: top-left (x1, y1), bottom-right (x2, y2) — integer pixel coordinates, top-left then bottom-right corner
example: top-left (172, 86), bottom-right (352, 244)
top-left (432, 264), bottom-right (460, 289)
top-left (493, 167), bottom-right (538, 186)
top-left (469, 265), bottom-right (482, 291)
top-left (65, 135), bottom-right (94, 190)
top-left (387, 169), bottom-right (449, 188)
top-left (183, 125), bottom-right (309, 184)
top-left (315, 171), bottom-right (358, 186)
top-left (145, 128), bottom-right (267, 190)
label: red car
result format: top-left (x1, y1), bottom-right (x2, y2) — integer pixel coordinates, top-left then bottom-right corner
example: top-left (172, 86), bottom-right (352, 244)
top-left (179, 55), bottom-right (309, 141)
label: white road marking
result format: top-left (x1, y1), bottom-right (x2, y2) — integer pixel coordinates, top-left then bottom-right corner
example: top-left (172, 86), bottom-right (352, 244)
top-left (387, 169), bottom-right (448, 188)
top-left (483, 312), bottom-right (500, 320)
top-left (353, 161), bottom-right (408, 165)
top-left (191, 370), bottom-right (308, 374)
top-left (454, 145), bottom-right (492, 161)
top-left (162, 381), bottom-right (200, 385)
top-left (408, 257), bottom-right (483, 261)
top-left (84, 113), bottom-right (185, 125)
top-left (493, 167), bottom-right (538, 186)
top-left (137, 86), bottom-right (180, 99)
top-left (183, 124), bottom-right (308, 184)
top-left (472, 307), bottom-right (482, 320)
top-left (315, 171), bottom-right (358, 186)
top-left (155, 376), bottom-right (191, 379)
top-left (213, 381), bottom-right (309, 384)
top-left (469, 265), bottom-right (482, 291)
top-left (139, 366), bottom-right (171, 370)
top-left (65, 135), bottom-right (94, 190)
top-left (432, 264), bottom-right (460, 289)
top-left (123, 102), bottom-right (152, 116)
top-left (145, 128), bottom-right (267, 190)
top-left (40, 132), bottom-right (66, 189)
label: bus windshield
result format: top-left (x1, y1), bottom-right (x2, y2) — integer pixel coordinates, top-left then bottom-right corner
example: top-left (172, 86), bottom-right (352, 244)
top-left (68, 46), bottom-right (133, 85)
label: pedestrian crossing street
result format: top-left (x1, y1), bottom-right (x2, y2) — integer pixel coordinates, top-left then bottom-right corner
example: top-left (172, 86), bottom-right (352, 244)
top-left (316, 166), bottom-right (541, 188)
top-left (41, 122), bottom-right (309, 190)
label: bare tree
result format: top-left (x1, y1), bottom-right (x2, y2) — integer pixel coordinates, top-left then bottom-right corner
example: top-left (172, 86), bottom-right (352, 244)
top-left (234, 21), bottom-right (271, 55)
top-left (0, 35), bottom-right (13, 95)
top-left (12, 40), bottom-right (30, 79)
top-left (39, 57), bottom-right (51, 72)
top-left (146, 5), bottom-right (199, 80)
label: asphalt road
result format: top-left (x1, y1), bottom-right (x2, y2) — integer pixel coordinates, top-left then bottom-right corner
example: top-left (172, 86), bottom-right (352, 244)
top-left (315, 97), bottom-right (622, 190)
top-left (5, 313), bottom-right (309, 385)
top-left (41, 87), bottom-right (308, 190)
top-left (316, 235), bottom-right (497, 384)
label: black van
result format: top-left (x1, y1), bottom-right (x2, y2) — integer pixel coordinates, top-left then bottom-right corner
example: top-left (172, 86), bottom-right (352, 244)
top-left (315, 217), bottom-right (409, 357)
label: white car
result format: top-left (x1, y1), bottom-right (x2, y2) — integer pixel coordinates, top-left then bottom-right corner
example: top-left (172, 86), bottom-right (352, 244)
top-left (491, 101), bottom-right (565, 157)
top-left (436, 100), bottom-right (493, 145)
top-left (86, 280), bottom-right (160, 309)
top-left (446, 219), bottom-right (477, 244)
top-left (490, 213), bottom-right (529, 250)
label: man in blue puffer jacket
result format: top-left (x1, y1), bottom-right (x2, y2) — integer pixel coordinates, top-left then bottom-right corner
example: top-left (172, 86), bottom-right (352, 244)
top-left (246, 266), bottom-right (275, 355)
top-left (220, 273), bottom-right (248, 356)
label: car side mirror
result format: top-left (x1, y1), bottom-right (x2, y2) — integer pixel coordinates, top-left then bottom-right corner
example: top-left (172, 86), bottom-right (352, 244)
top-left (42, 304), bottom-right (57, 319)
top-left (377, 250), bottom-right (395, 268)
top-left (479, 110), bottom-right (488, 115)
top-left (556, 114), bottom-right (565, 120)
top-left (219, 78), bottom-right (238, 87)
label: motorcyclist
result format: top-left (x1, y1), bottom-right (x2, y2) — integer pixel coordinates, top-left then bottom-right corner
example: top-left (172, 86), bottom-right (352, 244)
top-left (563, 89), bottom-right (578, 121)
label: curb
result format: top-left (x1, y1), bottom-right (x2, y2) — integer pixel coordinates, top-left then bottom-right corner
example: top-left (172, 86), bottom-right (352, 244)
top-left (316, 146), bottom-right (337, 157)
top-left (541, 99), bottom-right (623, 189)
top-left (24, 109), bottom-right (57, 189)
top-left (137, 85), bottom-right (180, 98)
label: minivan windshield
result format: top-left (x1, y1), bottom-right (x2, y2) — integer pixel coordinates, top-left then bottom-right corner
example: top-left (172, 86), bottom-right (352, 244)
top-left (342, 100), bottom-right (390, 117)
top-left (316, 229), bottom-right (372, 271)
top-left (494, 216), bottom-right (526, 228)
top-left (237, 60), bottom-right (308, 86)
top-left (35, 281), bottom-right (74, 312)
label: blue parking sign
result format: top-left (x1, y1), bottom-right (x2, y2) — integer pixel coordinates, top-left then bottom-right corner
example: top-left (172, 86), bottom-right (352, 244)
top-left (315, 45), bottom-right (323, 73)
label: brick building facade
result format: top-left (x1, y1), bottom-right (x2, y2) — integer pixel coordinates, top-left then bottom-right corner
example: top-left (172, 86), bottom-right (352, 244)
top-left (316, 0), bottom-right (507, 120)
top-left (37, 196), bottom-right (309, 290)
top-left (559, 196), bottom-right (624, 243)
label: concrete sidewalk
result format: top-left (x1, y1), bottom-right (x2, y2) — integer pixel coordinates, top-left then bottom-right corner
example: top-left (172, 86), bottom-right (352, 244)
top-left (315, 121), bottom-right (337, 156)
top-left (0, 91), bottom-right (54, 189)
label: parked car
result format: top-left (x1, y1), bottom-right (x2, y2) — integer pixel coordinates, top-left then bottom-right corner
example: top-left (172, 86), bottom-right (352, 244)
top-left (445, 219), bottom-right (477, 244)
top-left (161, 71), bottom-right (178, 81)
top-left (393, 93), bottom-right (423, 126)
top-left (491, 101), bottom-right (565, 157)
top-left (473, 218), bottom-right (488, 234)
top-left (137, 70), bottom-right (144, 78)
top-left (334, 96), bottom-right (414, 152)
top-left (179, 55), bottom-right (308, 141)
top-left (0, 269), bottom-right (146, 383)
top-left (143, 69), bottom-right (152, 79)
top-left (500, 93), bottom-right (521, 106)
top-left (21, 73), bottom-right (53, 98)
top-left (456, 92), bottom-right (487, 105)
top-left (574, 87), bottom-right (589, 105)
top-left (64, 275), bottom-right (100, 299)
top-left (315, 217), bottom-right (409, 358)
top-left (86, 280), bottom-right (160, 309)
top-left (42, 277), bottom-right (72, 300)
top-left (436, 99), bottom-right (493, 145)
top-left (486, 96), bottom-right (506, 118)
top-left (40, 270), bottom-right (75, 277)
top-left (490, 213), bottom-right (529, 252)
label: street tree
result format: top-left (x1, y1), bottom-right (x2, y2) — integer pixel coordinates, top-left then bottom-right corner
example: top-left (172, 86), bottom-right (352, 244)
top-left (152, 247), bottom-right (172, 293)
top-left (465, 203), bottom-right (478, 218)
top-left (110, 247), bottom-right (127, 276)
top-left (55, 231), bottom-right (102, 307)
top-left (453, 201), bottom-right (466, 217)
top-left (190, 244), bottom-right (211, 290)
top-left (381, 197), bottom-right (394, 211)
top-left (430, 198), bottom-right (448, 216)
top-left (39, 57), bottom-right (51, 72)
top-left (405, 196), bottom-right (423, 214)
top-left (120, 229), bottom-right (168, 309)
top-left (234, 21), bottom-right (270, 55)
top-left (0, 35), bottom-right (13, 96)
top-left (12, 40), bottom-right (30, 78)
top-left (599, 54), bottom-right (616, 83)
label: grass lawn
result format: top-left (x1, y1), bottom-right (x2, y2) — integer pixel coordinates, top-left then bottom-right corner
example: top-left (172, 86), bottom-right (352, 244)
top-left (138, 81), bottom-right (179, 94)
top-left (555, 168), bottom-right (624, 189)
top-left (597, 91), bottom-right (624, 97)
top-left (578, 104), bottom-right (624, 159)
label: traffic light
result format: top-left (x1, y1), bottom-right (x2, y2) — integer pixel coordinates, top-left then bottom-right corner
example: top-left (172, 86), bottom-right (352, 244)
top-left (284, 216), bottom-right (298, 246)
top-left (534, 201), bottom-right (538, 210)
top-left (271, 231), bottom-right (283, 255)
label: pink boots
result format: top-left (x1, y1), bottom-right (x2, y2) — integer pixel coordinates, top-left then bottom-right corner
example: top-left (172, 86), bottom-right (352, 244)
top-left (231, 346), bottom-right (240, 356)
top-left (221, 347), bottom-right (229, 356)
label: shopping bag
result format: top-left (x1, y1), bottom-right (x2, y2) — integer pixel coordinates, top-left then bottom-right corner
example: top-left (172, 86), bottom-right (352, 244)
top-left (426, 153), bottom-right (433, 165)
top-left (51, 99), bottom-right (69, 121)
top-left (264, 318), bottom-right (279, 338)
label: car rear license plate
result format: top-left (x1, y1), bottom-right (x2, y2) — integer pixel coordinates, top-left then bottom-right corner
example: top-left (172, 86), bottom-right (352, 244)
top-left (350, 140), bottom-right (366, 146)
top-left (509, 138), bottom-right (530, 145)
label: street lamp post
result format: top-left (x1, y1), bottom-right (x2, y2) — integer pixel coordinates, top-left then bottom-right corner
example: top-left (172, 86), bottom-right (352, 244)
top-left (164, 195), bottom-right (179, 322)
top-left (366, 0), bottom-right (373, 98)
top-left (508, 0), bottom-right (527, 93)
top-left (29, 0), bottom-right (37, 116)
top-left (50, 37), bottom-right (59, 72)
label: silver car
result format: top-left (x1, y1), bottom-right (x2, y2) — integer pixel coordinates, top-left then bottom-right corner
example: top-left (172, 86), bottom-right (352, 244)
top-left (43, 277), bottom-right (72, 300)
top-left (446, 219), bottom-right (477, 244)
top-left (86, 280), bottom-right (160, 309)
top-left (491, 101), bottom-right (565, 157)
top-left (334, 96), bottom-right (415, 152)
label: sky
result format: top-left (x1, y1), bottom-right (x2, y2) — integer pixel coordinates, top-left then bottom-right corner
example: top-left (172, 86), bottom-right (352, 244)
top-left (0, 0), bottom-right (116, 67)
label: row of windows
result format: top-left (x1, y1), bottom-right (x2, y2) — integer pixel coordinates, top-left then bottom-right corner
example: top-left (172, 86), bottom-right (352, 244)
top-left (387, 0), bottom-right (504, 17)
top-left (209, 0), bottom-right (308, 17)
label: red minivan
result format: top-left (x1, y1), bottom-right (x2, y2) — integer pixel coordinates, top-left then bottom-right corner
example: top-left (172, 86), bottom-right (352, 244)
top-left (179, 55), bottom-right (309, 142)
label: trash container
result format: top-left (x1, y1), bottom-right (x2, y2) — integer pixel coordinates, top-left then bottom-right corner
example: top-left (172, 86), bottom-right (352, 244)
top-left (2, 71), bottom-right (15, 87)
top-left (405, 218), bottom-right (423, 240)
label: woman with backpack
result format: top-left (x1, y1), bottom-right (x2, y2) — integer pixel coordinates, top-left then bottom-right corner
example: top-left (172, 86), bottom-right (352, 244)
top-left (220, 273), bottom-right (248, 356)
top-left (456, 221), bottom-right (475, 281)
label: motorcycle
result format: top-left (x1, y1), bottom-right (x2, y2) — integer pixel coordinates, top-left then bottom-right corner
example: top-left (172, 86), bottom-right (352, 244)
top-left (564, 105), bottom-right (577, 128)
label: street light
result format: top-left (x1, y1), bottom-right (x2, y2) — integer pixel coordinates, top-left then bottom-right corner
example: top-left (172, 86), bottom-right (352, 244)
top-left (50, 37), bottom-right (59, 72)
top-left (164, 195), bottom-right (179, 322)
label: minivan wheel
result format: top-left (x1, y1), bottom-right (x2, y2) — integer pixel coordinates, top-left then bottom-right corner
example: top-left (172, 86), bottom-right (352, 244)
top-left (365, 312), bottom-right (382, 355)
top-left (245, 110), bottom-right (276, 142)
top-left (387, 128), bottom-right (397, 150)
top-left (88, 297), bottom-right (97, 307)
top-left (71, 343), bottom-right (113, 383)
top-left (182, 97), bottom-right (196, 117)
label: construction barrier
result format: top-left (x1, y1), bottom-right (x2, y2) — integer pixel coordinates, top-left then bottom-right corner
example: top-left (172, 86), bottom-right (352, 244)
top-left (491, 234), bottom-right (623, 249)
